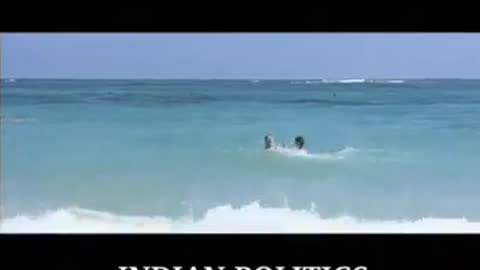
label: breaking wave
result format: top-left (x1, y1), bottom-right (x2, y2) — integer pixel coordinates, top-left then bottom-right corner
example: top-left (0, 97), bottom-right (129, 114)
top-left (2, 202), bottom-right (479, 233)
top-left (267, 146), bottom-right (358, 160)
top-left (323, 79), bottom-right (366, 84)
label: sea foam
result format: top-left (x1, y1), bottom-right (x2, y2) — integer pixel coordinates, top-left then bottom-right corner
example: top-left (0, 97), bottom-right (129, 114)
top-left (2, 201), bottom-right (478, 233)
top-left (268, 146), bottom-right (358, 160)
top-left (322, 79), bottom-right (366, 84)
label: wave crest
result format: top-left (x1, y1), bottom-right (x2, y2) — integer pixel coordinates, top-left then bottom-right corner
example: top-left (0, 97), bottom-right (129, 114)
top-left (323, 79), bottom-right (366, 84)
top-left (268, 146), bottom-right (358, 160)
top-left (2, 202), bottom-right (478, 233)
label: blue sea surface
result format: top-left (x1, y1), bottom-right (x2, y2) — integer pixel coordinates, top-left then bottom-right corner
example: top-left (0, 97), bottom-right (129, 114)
top-left (3, 78), bottom-right (480, 232)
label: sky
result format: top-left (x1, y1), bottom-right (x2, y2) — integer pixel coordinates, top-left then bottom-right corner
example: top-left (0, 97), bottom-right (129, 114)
top-left (2, 33), bottom-right (480, 79)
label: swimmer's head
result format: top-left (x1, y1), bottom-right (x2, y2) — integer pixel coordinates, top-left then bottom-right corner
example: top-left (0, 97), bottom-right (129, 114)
top-left (264, 134), bottom-right (274, 149)
top-left (294, 136), bottom-right (305, 149)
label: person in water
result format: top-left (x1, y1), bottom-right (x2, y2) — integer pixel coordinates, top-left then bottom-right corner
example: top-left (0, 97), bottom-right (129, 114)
top-left (264, 134), bottom-right (274, 149)
top-left (265, 134), bottom-right (305, 150)
top-left (294, 135), bottom-right (305, 149)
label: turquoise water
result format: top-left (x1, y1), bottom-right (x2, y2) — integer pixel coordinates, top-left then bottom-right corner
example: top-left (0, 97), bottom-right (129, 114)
top-left (3, 79), bottom-right (480, 232)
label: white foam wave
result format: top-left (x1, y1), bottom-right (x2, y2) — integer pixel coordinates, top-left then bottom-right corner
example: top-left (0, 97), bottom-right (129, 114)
top-left (268, 146), bottom-right (358, 160)
top-left (338, 79), bottom-right (366, 83)
top-left (1, 117), bottom-right (38, 124)
top-left (305, 80), bottom-right (323, 84)
top-left (386, 80), bottom-right (405, 84)
top-left (322, 79), bottom-right (366, 84)
top-left (2, 202), bottom-right (479, 233)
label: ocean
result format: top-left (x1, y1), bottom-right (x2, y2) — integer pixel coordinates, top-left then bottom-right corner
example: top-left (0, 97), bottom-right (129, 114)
top-left (2, 78), bottom-right (480, 233)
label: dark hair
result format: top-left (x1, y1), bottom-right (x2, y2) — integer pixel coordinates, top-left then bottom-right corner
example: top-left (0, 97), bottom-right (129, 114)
top-left (294, 136), bottom-right (305, 148)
